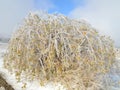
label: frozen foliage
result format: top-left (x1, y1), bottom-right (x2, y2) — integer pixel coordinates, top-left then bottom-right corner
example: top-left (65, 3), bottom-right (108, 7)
top-left (4, 12), bottom-right (115, 90)
top-left (0, 87), bottom-right (5, 90)
top-left (115, 48), bottom-right (120, 59)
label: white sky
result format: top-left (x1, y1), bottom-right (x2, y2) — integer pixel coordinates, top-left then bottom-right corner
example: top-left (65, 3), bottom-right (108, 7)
top-left (0, 0), bottom-right (33, 36)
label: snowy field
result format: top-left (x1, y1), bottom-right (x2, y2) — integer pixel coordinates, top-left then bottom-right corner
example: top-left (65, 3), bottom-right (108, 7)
top-left (0, 42), bottom-right (120, 90)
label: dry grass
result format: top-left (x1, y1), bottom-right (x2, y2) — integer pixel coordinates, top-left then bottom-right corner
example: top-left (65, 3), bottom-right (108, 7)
top-left (0, 74), bottom-right (14, 90)
top-left (4, 12), bottom-right (115, 90)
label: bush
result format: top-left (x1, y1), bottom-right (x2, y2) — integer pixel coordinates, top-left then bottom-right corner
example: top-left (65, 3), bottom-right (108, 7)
top-left (4, 12), bottom-right (115, 90)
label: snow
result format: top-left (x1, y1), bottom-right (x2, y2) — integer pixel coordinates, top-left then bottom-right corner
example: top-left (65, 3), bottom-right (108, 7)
top-left (0, 42), bottom-right (120, 90)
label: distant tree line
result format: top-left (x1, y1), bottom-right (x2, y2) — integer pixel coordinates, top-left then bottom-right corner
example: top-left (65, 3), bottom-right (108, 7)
top-left (0, 37), bottom-right (9, 43)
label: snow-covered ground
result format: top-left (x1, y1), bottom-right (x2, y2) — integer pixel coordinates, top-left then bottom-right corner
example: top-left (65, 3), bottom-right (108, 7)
top-left (0, 42), bottom-right (120, 90)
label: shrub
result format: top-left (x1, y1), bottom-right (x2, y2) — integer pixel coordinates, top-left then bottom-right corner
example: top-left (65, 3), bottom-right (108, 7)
top-left (4, 12), bottom-right (115, 90)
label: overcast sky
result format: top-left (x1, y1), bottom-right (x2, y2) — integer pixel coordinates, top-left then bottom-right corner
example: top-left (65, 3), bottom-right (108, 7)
top-left (0, 0), bottom-right (120, 47)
